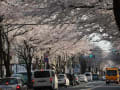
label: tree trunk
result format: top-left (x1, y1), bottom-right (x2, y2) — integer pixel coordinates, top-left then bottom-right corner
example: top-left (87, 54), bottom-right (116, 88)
top-left (5, 63), bottom-right (11, 77)
top-left (26, 63), bottom-right (32, 88)
top-left (3, 52), bottom-right (11, 77)
top-left (0, 16), bottom-right (11, 77)
top-left (113, 0), bottom-right (120, 30)
top-left (0, 16), bottom-right (3, 78)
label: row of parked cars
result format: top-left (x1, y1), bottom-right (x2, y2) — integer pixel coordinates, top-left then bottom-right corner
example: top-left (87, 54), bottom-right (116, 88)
top-left (0, 72), bottom-right (28, 90)
top-left (0, 70), bottom-right (99, 90)
top-left (0, 77), bottom-right (27, 90)
top-left (0, 69), bottom-right (58, 90)
top-left (57, 72), bottom-right (100, 87)
top-left (58, 74), bottom-right (87, 87)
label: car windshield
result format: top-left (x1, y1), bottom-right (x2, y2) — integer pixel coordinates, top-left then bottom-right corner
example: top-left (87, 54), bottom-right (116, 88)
top-left (106, 70), bottom-right (117, 76)
top-left (12, 74), bottom-right (22, 77)
top-left (79, 75), bottom-right (84, 77)
top-left (93, 74), bottom-right (98, 77)
top-left (85, 74), bottom-right (90, 76)
top-left (58, 75), bottom-right (64, 79)
top-left (34, 71), bottom-right (50, 78)
top-left (0, 78), bottom-right (18, 85)
top-left (17, 73), bottom-right (27, 80)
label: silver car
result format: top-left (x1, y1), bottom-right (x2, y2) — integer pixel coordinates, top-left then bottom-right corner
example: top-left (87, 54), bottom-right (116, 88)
top-left (58, 74), bottom-right (69, 87)
top-left (0, 77), bottom-right (27, 90)
top-left (32, 69), bottom-right (58, 90)
top-left (78, 74), bottom-right (88, 82)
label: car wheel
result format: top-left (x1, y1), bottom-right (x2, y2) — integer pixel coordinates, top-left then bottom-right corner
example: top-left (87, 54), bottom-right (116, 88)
top-left (65, 85), bottom-right (68, 88)
top-left (33, 87), bottom-right (38, 90)
top-left (50, 85), bottom-right (58, 90)
top-left (106, 82), bottom-right (109, 85)
top-left (116, 81), bottom-right (119, 84)
top-left (54, 88), bottom-right (58, 90)
top-left (49, 86), bottom-right (53, 90)
top-left (50, 86), bottom-right (58, 90)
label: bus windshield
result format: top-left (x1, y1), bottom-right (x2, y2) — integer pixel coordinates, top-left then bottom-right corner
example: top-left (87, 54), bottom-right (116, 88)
top-left (106, 70), bottom-right (117, 76)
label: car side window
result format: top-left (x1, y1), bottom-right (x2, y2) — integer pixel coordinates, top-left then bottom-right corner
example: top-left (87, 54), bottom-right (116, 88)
top-left (51, 71), bottom-right (55, 77)
top-left (17, 79), bottom-right (21, 84)
top-left (18, 79), bottom-right (23, 85)
top-left (20, 79), bottom-right (25, 85)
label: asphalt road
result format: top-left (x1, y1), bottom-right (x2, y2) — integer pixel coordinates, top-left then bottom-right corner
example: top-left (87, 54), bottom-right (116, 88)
top-left (59, 81), bottom-right (120, 90)
top-left (30, 81), bottom-right (120, 90)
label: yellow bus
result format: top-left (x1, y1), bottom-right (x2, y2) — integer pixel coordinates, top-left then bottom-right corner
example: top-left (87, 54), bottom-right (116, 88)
top-left (106, 67), bottom-right (119, 84)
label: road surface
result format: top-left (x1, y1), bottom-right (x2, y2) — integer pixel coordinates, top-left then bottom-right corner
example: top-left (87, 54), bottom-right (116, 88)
top-left (31, 81), bottom-right (120, 90)
top-left (59, 81), bottom-right (120, 90)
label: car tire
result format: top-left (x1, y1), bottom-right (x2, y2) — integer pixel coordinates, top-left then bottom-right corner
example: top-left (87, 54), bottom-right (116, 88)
top-left (116, 81), bottom-right (119, 84)
top-left (49, 86), bottom-right (53, 90)
top-left (55, 88), bottom-right (58, 90)
top-left (106, 82), bottom-right (109, 85)
top-left (51, 85), bottom-right (58, 90)
top-left (50, 86), bottom-right (58, 90)
top-left (65, 85), bottom-right (68, 88)
top-left (33, 87), bottom-right (38, 90)
top-left (50, 88), bottom-right (58, 90)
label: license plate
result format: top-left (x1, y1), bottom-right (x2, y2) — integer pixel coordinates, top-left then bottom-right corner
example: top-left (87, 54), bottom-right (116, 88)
top-left (38, 80), bottom-right (46, 82)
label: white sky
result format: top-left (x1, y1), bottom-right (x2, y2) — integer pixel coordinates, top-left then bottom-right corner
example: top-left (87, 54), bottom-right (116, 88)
top-left (88, 33), bottom-right (112, 52)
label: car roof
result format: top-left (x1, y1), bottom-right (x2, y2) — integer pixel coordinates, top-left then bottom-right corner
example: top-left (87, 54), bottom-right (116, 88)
top-left (79, 74), bottom-right (85, 76)
top-left (34, 69), bottom-right (55, 72)
top-left (85, 72), bottom-right (92, 74)
top-left (58, 74), bottom-right (65, 75)
top-left (12, 74), bottom-right (23, 76)
top-left (2, 77), bottom-right (21, 80)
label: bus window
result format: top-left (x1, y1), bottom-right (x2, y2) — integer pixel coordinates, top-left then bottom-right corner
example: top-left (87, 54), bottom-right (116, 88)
top-left (106, 70), bottom-right (117, 76)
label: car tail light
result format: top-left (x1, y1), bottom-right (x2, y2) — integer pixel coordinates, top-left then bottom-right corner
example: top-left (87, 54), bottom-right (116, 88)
top-left (76, 78), bottom-right (78, 81)
top-left (49, 78), bottom-right (53, 83)
top-left (32, 79), bottom-right (35, 84)
top-left (5, 82), bottom-right (9, 85)
top-left (41, 69), bottom-right (44, 71)
top-left (16, 85), bottom-right (21, 90)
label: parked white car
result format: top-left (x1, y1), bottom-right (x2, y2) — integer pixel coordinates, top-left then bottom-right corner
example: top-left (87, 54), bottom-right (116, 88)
top-left (78, 74), bottom-right (88, 82)
top-left (102, 75), bottom-right (106, 81)
top-left (32, 69), bottom-right (58, 90)
top-left (58, 74), bottom-right (69, 87)
top-left (0, 77), bottom-right (27, 90)
top-left (84, 72), bottom-right (93, 81)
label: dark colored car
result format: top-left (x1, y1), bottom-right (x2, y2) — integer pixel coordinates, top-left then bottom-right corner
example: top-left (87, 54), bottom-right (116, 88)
top-left (66, 74), bottom-right (73, 85)
top-left (66, 74), bottom-right (79, 86)
top-left (92, 74), bottom-right (99, 80)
